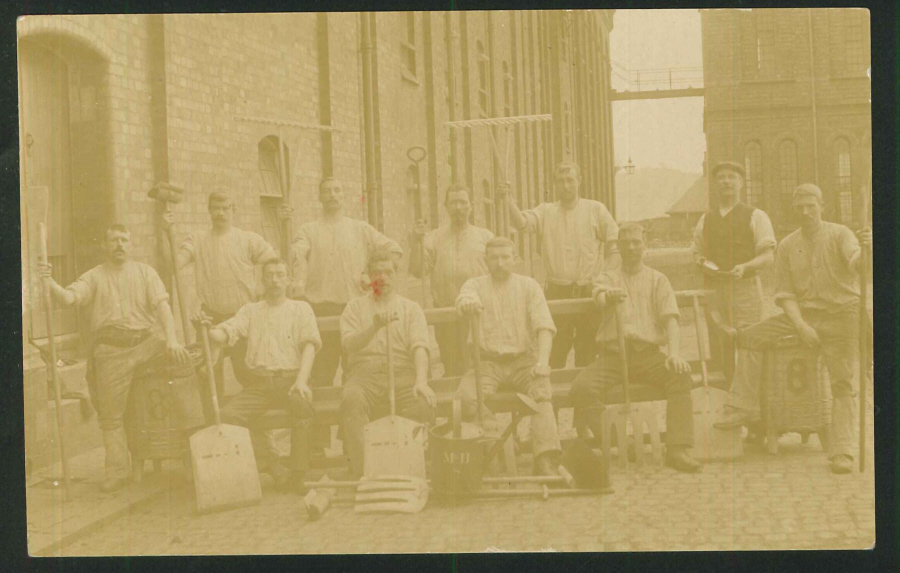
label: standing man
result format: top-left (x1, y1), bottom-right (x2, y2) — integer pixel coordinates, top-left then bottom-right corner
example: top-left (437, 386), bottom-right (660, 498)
top-left (202, 258), bottom-right (321, 493)
top-left (570, 223), bottom-right (701, 473)
top-left (339, 248), bottom-right (436, 478)
top-left (505, 162), bottom-right (620, 369)
top-left (690, 161), bottom-right (776, 385)
top-left (455, 237), bottom-right (563, 477)
top-left (287, 177), bottom-right (403, 389)
top-left (163, 190), bottom-right (278, 397)
top-left (409, 184), bottom-right (494, 376)
top-left (715, 184), bottom-right (871, 475)
top-left (38, 224), bottom-right (191, 492)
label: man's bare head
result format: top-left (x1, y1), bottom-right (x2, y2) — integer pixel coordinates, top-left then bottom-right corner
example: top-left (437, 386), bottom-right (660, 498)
top-left (104, 224), bottom-right (132, 264)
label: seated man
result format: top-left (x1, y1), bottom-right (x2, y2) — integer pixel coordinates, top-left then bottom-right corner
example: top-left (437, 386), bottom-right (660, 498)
top-left (203, 258), bottom-right (321, 494)
top-left (456, 237), bottom-right (563, 477)
top-left (714, 184), bottom-right (872, 475)
top-left (339, 248), bottom-right (437, 479)
top-left (570, 223), bottom-right (701, 473)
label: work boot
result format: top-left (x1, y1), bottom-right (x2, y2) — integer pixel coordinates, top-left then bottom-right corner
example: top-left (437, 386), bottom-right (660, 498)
top-left (830, 454), bottom-right (853, 475)
top-left (100, 477), bottom-right (127, 493)
top-left (665, 446), bottom-right (702, 473)
top-left (534, 452), bottom-right (562, 477)
top-left (713, 406), bottom-right (760, 430)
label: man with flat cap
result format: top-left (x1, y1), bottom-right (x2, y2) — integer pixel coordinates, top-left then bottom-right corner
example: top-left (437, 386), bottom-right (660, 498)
top-left (715, 183), bottom-right (871, 475)
top-left (690, 160), bottom-right (776, 390)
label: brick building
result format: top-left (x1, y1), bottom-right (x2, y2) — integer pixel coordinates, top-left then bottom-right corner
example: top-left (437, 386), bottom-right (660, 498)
top-left (18, 11), bottom-right (616, 466)
top-left (701, 8), bottom-right (871, 234)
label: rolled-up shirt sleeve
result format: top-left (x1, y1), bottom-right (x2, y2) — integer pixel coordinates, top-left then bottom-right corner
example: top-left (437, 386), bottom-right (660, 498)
top-left (520, 204), bottom-right (545, 235)
top-left (249, 230), bottom-right (277, 264)
top-left (219, 304), bottom-right (251, 347)
top-left (751, 210), bottom-right (777, 254)
top-left (144, 266), bottom-right (171, 310)
top-left (654, 273), bottom-right (680, 322)
top-left (367, 223), bottom-right (403, 258)
top-left (596, 202), bottom-right (619, 252)
top-left (296, 302), bottom-right (323, 353)
top-left (66, 269), bottom-right (97, 307)
top-left (773, 243), bottom-right (797, 307)
top-left (455, 277), bottom-right (482, 311)
top-left (690, 215), bottom-right (706, 263)
top-left (405, 304), bottom-right (430, 356)
top-left (528, 281), bottom-right (557, 336)
top-left (339, 300), bottom-right (363, 347)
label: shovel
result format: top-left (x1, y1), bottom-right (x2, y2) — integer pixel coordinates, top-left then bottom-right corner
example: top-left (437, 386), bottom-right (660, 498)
top-left (356, 318), bottom-right (429, 513)
top-left (190, 323), bottom-right (262, 514)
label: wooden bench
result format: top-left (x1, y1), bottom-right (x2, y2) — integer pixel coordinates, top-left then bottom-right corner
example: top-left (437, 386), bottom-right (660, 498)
top-left (253, 289), bottom-right (727, 470)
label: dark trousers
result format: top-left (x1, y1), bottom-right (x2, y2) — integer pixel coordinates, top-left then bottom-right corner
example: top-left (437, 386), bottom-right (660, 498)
top-left (570, 341), bottom-right (694, 448)
top-left (545, 282), bottom-right (600, 368)
top-left (434, 319), bottom-right (470, 377)
top-left (340, 364), bottom-right (435, 478)
top-left (309, 302), bottom-right (346, 388)
top-left (220, 373), bottom-right (315, 473)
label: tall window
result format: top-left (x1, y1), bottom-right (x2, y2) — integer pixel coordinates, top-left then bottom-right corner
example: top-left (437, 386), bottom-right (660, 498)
top-left (844, 11), bottom-right (865, 71)
top-left (831, 10), bottom-right (867, 76)
top-left (258, 136), bottom-right (290, 248)
top-left (834, 138), bottom-right (853, 224)
top-left (744, 141), bottom-right (764, 207)
top-left (755, 11), bottom-right (776, 78)
top-left (778, 140), bottom-right (799, 223)
top-left (402, 12), bottom-right (417, 79)
top-left (477, 41), bottom-right (489, 115)
top-left (482, 179), bottom-right (494, 232)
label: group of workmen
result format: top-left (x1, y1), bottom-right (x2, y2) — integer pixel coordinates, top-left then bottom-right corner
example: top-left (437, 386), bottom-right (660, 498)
top-left (37, 158), bottom-right (871, 496)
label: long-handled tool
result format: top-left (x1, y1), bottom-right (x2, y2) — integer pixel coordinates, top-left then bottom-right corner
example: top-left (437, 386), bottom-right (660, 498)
top-left (190, 323), bottom-right (262, 514)
top-left (148, 183), bottom-right (192, 343)
top-left (447, 114), bottom-right (552, 237)
top-left (407, 146), bottom-right (429, 308)
top-left (38, 220), bottom-right (72, 501)
top-left (613, 302), bottom-right (635, 475)
top-left (858, 181), bottom-right (871, 473)
top-left (356, 318), bottom-right (428, 513)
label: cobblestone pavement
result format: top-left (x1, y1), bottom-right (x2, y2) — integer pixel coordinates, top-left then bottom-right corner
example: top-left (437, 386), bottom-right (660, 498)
top-left (63, 395), bottom-right (875, 556)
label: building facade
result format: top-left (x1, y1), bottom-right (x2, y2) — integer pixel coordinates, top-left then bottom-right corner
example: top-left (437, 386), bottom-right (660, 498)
top-left (701, 8), bottom-right (871, 234)
top-left (19, 10), bottom-right (616, 348)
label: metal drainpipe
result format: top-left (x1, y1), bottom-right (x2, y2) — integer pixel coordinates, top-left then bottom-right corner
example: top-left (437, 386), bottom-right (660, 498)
top-left (445, 12), bottom-right (459, 185)
top-left (361, 12), bottom-right (378, 226)
top-left (807, 9), bottom-right (820, 185)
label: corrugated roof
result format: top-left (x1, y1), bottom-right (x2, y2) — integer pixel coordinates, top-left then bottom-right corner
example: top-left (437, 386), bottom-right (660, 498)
top-left (667, 175), bottom-right (708, 214)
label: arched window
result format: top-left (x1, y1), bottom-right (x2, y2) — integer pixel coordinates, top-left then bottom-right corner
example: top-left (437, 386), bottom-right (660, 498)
top-left (834, 138), bottom-right (853, 224)
top-left (477, 41), bottom-right (489, 115)
top-left (743, 141), bottom-right (763, 207)
top-left (258, 136), bottom-right (290, 248)
top-left (482, 179), bottom-right (494, 232)
top-left (778, 140), bottom-right (798, 223)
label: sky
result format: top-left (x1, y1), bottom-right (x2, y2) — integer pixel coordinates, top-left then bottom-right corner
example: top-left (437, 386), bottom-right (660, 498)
top-left (609, 9), bottom-right (706, 174)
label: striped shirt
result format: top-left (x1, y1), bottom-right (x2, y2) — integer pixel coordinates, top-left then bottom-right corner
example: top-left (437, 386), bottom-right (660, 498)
top-left (340, 294), bottom-right (430, 374)
top-left (774, 222), bottom-right (860, 313)
top-left (421, 224), bottom-right (494, 307)
top-left (456, 274), bottom-right (557, 355)
top-left (66, 261), bottom-right (169, 333)
top-left (219, 299), bottom-right (322, 371)
top-left (593, 265), bottom-right (679, 348)
top-left (521, 198), bottom-right (619, 285)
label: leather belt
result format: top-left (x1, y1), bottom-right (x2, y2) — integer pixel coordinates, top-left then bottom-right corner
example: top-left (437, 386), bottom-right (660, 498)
top-left (249, 368), bottom-right (300, 381)
top-left (480, 351), bottom-right (527, 363)
top-left (95, 328), bottom-right (150, 348)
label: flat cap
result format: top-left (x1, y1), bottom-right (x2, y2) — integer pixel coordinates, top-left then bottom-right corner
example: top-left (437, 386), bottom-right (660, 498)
top-left (711, 161), bottom-right (746, 179)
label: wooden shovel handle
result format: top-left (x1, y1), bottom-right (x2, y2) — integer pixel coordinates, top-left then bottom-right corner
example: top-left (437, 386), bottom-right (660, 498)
top-left (385, 316), bottom-right (395, 417)
top-left (470, 312), bottom-right (485, 427)
top-left (199, 323), bottom-right (222, 426)
top-left (614, 303), bottom-right (630, 409)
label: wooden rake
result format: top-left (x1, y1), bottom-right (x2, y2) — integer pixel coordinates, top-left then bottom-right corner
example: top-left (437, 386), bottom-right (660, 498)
top-left (446, 114), bottom-right (552, 237)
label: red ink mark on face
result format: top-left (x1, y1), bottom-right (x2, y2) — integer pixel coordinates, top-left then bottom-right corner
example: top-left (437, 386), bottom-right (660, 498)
top-left (369, 278), bottom-right (383, 297)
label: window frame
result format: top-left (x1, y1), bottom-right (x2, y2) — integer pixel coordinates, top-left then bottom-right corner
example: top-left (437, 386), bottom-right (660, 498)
top-left (743, 140), bottom-right (764, 208)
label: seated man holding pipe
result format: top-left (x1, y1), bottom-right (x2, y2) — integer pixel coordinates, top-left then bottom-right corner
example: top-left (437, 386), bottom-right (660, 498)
top-left (570, 223), bottom-right (701, 473)
top-left (339, 248), bottom-right (437, 479)
top-left (455, 237), bottom-right (563, 477)
top-left (201, 258), bottom-right (321, 494)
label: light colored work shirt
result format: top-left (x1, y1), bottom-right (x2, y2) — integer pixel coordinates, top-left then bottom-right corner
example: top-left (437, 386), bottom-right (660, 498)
top-left (593, 265), bottom-right (679, 348)
top-left (340, 294), bottom-right (430, 374)
top-left (66, 261), bottom-right (169, 333)
top-left (521, 198), bottom-right (619, 285)
top-left (421, 225), bottom-right (494, 307)
top-left (690, 206), bottom-right (777, 262)
top-left (219, 299), bottom-right (322, 371)
top-left (293, 217), bottom-right (403, 305)
top-left (180, 227), bottom-right (276, 316)
top-left (774, 222), bottom-right (861, 313)
top-left (456, 274), bottom-right (556, 355)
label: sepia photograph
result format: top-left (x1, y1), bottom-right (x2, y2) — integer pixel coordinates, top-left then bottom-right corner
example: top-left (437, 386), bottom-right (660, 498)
top-left (18, 8), bottom-right (874, 556)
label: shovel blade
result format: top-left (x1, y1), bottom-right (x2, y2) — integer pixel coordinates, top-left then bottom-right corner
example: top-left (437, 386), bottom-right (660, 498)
top-left (190, 424), bottom-right (262, 514)
top-left (363, 416), bottom-right (427, 480)
top-left (689, 387), bottom-right (744, 462)
top-left (354, 477), bottom-right (428, 514)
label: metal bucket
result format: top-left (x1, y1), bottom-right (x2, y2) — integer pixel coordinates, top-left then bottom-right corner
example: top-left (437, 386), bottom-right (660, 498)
top-left (429, 421), bottom-right (488, 498)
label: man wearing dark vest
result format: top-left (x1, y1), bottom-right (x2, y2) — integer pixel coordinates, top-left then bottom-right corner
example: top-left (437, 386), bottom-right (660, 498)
top-left (690, 161), bottom-right (776, 417)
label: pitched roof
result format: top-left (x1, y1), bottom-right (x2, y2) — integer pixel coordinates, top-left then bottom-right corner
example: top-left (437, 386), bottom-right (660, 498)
top-left (667, 175), bottom-right (708, 214)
